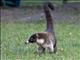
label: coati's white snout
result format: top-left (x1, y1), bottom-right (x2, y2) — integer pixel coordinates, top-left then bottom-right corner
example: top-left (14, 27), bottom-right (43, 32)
top-left (27, 40), bottom-right (29, 43)
top-left (25, 40), bottom-right (29, 44)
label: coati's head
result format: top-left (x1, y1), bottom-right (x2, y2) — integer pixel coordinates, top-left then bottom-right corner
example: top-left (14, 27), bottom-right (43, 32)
top-left (25, 33), bottom-right (46, 44)
top-left (25, 33), bottom-right (38, 44)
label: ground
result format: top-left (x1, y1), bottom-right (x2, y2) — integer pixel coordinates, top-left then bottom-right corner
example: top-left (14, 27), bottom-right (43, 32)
top-left (1, 21), bottom-right (80, 60)
top-left (1, 2), bottom-right (80, 60)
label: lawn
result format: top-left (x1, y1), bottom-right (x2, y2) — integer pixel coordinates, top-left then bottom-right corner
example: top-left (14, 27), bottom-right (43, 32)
top-left (20, 0), bottom-right (80, 7)
top-left (1, 20), bottom-right (80, 60)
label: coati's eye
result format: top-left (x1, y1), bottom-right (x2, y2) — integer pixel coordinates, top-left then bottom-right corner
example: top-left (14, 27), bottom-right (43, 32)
top-left (30, 36), bottom-right (36, 40)
top-left (32, 36), bottom-right (36, 39)
top-left (31, 38), bottom-right (34, 40)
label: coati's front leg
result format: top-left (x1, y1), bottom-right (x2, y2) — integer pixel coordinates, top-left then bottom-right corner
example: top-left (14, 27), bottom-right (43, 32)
top-left (34, 46), bottom-right (45, 54)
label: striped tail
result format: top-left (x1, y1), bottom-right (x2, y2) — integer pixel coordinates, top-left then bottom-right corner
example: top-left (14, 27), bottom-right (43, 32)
top-left (43, 2), bottom-right (55, 32)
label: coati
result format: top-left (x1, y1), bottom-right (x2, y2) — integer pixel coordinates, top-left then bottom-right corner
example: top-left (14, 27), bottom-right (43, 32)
top-left (25, 2), bottom-right (57, 54)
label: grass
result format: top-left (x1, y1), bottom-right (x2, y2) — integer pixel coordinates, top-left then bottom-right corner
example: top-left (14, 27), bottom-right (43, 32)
top-left (1, 20), bottom-right (80, 60)
top-left (20, 0), bottom-right (80, 7)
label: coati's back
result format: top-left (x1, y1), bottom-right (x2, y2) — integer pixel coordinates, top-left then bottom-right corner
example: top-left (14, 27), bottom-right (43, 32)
top-left (43, 2), bottom-right (55, 33)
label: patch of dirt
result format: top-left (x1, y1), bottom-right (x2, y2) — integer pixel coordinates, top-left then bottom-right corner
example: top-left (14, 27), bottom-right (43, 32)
top-left (1, 2), bottom-right (80, 23)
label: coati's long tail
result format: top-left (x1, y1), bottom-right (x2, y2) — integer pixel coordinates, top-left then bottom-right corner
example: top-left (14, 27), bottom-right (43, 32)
top-left (43, 2), bottom-right (54, 32)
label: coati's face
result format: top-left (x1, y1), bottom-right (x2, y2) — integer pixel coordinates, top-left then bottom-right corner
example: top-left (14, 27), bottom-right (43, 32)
top-left (25, 33), bottom-right (45, 44)
top-left (25, 34), bottom-right (37, 44)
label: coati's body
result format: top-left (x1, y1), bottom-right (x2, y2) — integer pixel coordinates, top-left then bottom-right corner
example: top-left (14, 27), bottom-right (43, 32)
top-left (25, 2), bottom-right (57, 54)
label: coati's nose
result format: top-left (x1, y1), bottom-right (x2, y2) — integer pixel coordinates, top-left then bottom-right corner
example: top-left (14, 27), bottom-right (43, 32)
top-left (25, 41), bottom-right (29, 44)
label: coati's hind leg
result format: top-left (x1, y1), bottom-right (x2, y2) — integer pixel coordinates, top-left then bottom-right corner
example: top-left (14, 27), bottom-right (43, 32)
top-left (47, 46), bottom-right (57, 54)
top-left (47, 42), bottom-right (57, 54)
top-left (47, 47), bottom-right (54, 54)
top-left (34, 46), bottom-right (45, 54)
top-left (47, 43), bottom-right (54, 54)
